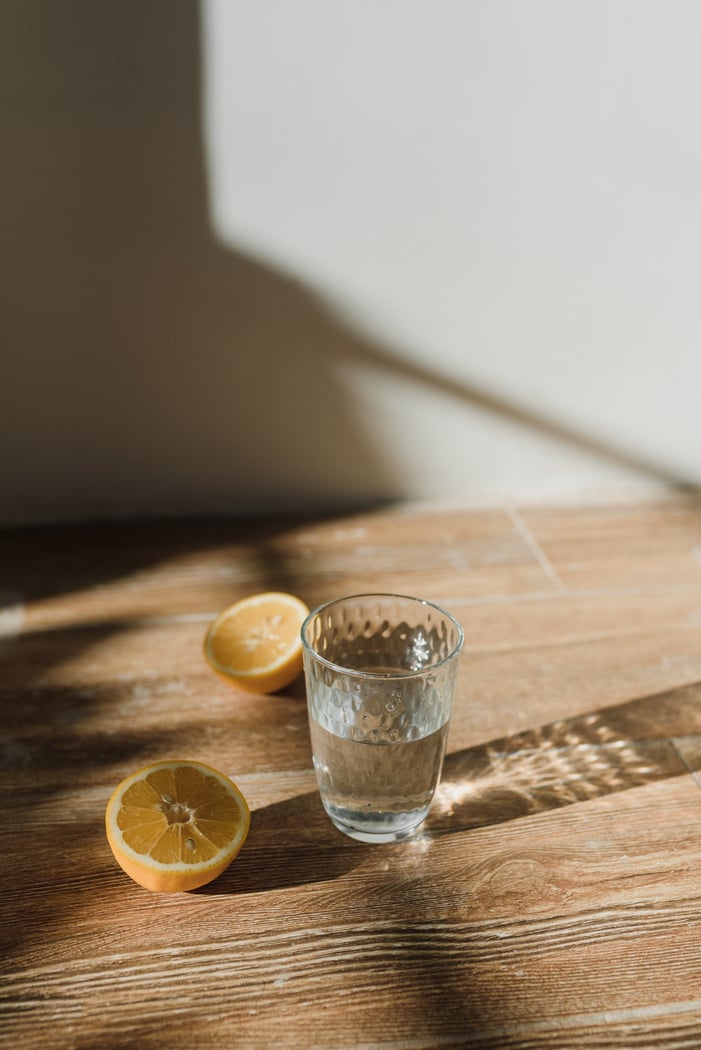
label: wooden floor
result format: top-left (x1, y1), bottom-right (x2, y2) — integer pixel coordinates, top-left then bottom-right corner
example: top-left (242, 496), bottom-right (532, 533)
top-left (3, 495), bottom-right (701, 1048)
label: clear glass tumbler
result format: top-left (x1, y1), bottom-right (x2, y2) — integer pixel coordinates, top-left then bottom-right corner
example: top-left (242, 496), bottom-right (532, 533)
top-left (301, 593), bottom-right (464, 843)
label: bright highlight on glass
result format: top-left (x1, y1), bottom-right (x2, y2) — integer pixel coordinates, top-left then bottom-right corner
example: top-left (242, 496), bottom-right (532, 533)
top-left (301, 593), bottom-right (464, 843)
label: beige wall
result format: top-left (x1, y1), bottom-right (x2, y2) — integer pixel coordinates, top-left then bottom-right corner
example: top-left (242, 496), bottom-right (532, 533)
top-left (2, 1), bottom-right (699, 524)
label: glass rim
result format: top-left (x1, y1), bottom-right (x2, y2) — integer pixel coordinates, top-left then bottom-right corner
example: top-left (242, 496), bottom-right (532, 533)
top-left (300, 591), bottom-right (464, 680)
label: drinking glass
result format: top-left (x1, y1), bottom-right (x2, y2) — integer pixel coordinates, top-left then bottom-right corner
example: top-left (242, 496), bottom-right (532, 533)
top-left (301, 593), bottom-right (464, 843)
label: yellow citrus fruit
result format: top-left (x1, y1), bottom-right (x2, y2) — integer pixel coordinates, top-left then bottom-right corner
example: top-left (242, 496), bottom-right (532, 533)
top-left (105, 760), bottom-right (250, 893)
top-left (203, 591), bottom-right (309, 694)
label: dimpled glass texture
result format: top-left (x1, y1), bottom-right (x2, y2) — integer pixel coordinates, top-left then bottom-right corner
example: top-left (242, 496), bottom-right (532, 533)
top-left (301, 594), bottom-right (464, 842)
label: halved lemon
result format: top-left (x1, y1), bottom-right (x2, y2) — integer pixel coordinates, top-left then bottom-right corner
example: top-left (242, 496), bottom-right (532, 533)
top-left (203, 591), bottom-right (309, 694)
top-left (105, 760), bottom-right (250, 893)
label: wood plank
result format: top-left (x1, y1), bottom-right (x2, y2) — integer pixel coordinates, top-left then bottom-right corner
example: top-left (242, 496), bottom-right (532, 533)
top-left (5, 499), bottom-right (701, 1049)
top-left (4, 776), bottom-right (701, 1048)
top-left (520, 497), bottom-right (701, 591)
top-left (1, 505), bottom-right (552, 635)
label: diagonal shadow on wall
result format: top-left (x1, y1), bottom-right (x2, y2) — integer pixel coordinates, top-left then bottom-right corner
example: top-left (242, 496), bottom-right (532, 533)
top-left (0, 0), bottom-right (696, 530)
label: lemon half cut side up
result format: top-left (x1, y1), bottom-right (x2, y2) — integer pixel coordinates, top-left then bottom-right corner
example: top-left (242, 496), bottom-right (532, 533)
top-left (105, 760), bottom-right (251, 893)
top-left (203, 591), bottom-right (310, 694)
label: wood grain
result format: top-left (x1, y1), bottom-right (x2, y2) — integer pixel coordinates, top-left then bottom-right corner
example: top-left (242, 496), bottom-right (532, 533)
top-left (4, 497), bottom-right (701, 1048)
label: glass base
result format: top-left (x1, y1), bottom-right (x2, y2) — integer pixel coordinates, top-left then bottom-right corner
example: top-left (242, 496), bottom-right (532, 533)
top-left (323, 802), bottom-right (429, 844)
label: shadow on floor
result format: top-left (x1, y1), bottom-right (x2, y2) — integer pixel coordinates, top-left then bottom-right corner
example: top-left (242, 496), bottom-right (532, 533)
top-left (202, 677), bottom-right (701, 897)
top-left (429, 677), bottom-right (701, 834)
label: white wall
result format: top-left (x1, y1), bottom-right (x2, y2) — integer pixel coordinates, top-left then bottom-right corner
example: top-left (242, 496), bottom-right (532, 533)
top-left (2, 1), bottom-right (699, 525)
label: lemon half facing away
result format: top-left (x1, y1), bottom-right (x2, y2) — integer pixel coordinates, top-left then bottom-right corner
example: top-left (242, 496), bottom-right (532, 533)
top-left (203, 591), bottom-right (309, 694)
top-left (105, 760), bottom-right (250, 893)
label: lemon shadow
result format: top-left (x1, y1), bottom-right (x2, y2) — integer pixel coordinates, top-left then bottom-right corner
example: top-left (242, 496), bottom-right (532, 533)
top-left (197, 791), bottom-right (369, 896)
